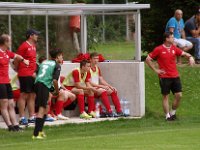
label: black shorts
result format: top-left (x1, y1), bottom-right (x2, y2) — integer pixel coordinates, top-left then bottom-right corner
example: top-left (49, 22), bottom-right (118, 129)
top-left (0, 84), bottom-right (13, 99)
top-left (19, 76), bottom-right (35, 93)
top-left (159, 77), bottom-right (182, 95)
top-left (34, 82), bottom-right (49, 109)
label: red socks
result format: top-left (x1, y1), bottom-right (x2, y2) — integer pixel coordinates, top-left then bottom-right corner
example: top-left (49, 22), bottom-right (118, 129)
top-left (87, 96), bottom-right (95, 113)
top-left (55, 100), bottom-right (64, 115)
top-left (101, 91), bottom-right (112, 113)
top-left (63, 98), bottom-right (73, 108)
top-left (77, 94), bottom-right (85, 114)
top-left (111, 92), bottom-right (122, 113)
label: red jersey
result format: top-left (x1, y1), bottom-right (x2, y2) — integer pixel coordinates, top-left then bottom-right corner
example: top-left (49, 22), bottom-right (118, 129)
top-left (148, 44), bottom-right (183, 78)
top-left (17, 41), bottom-right (36, 76)
top-left (0, 49), bottom-right (15, 84)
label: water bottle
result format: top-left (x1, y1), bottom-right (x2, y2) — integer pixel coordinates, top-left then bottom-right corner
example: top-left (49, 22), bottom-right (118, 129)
top-left (121, 97), bottom-right (130, 116)
top-left (123, 98), bottom-right (130, 116)
top-left (95, 102), bottom-right (100, 118)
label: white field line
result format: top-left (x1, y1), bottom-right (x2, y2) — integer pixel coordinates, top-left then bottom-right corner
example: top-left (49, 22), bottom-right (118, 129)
top-left (0, 127), bottom-right (200, 147)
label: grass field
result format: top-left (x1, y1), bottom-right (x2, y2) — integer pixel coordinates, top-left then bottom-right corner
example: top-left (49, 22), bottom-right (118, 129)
top-left (1, 42), bottom-right (200, 149)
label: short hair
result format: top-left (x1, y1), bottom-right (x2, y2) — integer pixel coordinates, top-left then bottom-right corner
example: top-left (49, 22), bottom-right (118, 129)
top-left (49, 48), bottom-right (63, 59)
top-left (90, 52), bottom-right (99, 59)
top-left (0, 34), bottom-right (10, 45)
top-left (163, 32), bottom-right (173, 42)
top-left (80, 59), bottom-right (90, 68)
top-left (194, 6), bottom-right (200, 15)
top-left (38, 55), bottom-right (47, 64)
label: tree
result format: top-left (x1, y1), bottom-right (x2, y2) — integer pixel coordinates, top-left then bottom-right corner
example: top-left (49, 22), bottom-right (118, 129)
top-left (54, 0), bottom-right (75, 60)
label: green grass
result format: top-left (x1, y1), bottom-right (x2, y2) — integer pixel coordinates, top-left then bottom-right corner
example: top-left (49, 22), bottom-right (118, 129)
top-left (89, 41), bottom-right (135, 60)
top-left (1, 42), bottom-right (200, 149)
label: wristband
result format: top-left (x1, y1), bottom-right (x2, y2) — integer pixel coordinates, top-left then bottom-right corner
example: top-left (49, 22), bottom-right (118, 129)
top-left (21, 58), bottom-right (24, 62)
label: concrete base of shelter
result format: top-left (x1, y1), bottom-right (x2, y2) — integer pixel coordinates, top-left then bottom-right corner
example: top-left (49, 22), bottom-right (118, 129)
top-left (0, 116), bottom-right (141, 129)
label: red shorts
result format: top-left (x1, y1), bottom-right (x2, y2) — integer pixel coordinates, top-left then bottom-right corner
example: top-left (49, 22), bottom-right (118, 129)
top-left (64, 86), bottom-right (74, 91)
top-left (13, 89), bottom-right (20, 101)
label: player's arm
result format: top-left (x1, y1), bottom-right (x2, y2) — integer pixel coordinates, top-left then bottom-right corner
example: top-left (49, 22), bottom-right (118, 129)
top-left (181, 30), bottom-right (186, 39)
top-left (145, 55), bottom-right (166, 75)
top-left (52, 63), bottom-right (61, 96)
top-left (181, 52), bottom-right (195, 66)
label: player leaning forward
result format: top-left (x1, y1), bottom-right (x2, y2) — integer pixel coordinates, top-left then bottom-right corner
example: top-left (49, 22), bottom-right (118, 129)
top-left (145, 32), bottom-right (195, 121)
top-left (32, 49), bottom-right (63, 139)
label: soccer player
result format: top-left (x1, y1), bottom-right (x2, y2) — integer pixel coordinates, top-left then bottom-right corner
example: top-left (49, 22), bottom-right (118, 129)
top-left (62, 59), bottom-right (96, 119)
top-left (0, 34), bottom-right (29, 131)
top-left (32, 49), bottom-right (63, 139)
top-left (146, 32), bottom-right (195, 121)
top-left (89, 52), bottom-right (124, 117)
top-left (54, 76), bottom-right (76, 120)
top-left (16, 29), bottom-right (40, 125)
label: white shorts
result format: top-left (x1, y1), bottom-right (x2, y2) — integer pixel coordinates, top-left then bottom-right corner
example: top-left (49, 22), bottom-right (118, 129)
top-left (174, 38), bottom-right (193, 48)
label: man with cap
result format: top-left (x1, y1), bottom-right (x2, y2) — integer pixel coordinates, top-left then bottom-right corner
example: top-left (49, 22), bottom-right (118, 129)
top-left (16, 29), bottom-right (40, 125)
top-left (185, 7), bottom-right (200, 64)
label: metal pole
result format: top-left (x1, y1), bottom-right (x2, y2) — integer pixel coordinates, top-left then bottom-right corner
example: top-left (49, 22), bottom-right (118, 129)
top-left (135, 9), bottom-right (141, 61)
top-left (126, 0), bottom-right (129, 41)
top-left (102, 0), bottom-right (105, 42)
top-left (81, 14), bottom-right (87, 53)
top-left (8, 14), bottom-right (12, 51)
top-left (45, 14), bottom-right (49, 59)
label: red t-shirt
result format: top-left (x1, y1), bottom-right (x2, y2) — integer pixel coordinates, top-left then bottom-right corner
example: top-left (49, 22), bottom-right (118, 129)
top-left (72, 69), bottom-right (90, 83)
top-left (0, 49), bottom-right (15, 84)
top-left (17, 41), bottom-right (36, 76)
top-left (148, 44), bottom-right (183, 78)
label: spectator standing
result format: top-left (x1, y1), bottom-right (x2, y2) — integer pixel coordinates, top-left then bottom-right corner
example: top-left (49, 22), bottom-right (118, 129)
top-left (145, 32), bottom-right (195, 121)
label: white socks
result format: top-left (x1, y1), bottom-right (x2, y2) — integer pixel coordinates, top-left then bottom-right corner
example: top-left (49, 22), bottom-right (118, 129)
top-left (166, 113), bottom-right (170, 119)
top-left (170, 109), bottom-right (176, 115)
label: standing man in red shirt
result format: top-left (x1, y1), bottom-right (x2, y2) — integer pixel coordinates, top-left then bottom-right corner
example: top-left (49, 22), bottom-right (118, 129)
top-left (16, 29), bottom-right (40, 125)
top-left (146, 32), bottom-right (195, 121)
top-left (0, 34), bottom-right (29, 131)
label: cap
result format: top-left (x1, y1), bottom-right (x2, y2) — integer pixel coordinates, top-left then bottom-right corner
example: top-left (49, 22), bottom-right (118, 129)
top-left (26, 29), bottom-right (40, 36)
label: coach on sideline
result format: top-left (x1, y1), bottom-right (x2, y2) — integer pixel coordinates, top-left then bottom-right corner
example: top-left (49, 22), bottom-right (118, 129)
top-left (146, 32), bottom-right (195, 121)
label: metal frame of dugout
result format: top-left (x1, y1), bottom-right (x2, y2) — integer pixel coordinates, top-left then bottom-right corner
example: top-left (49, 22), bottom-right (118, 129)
top-left (0, 2), bottom-right (150, 117)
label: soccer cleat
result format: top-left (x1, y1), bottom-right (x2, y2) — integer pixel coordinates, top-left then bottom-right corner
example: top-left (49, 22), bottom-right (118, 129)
top-left (89, 111), bottom-right (96, 118)
top-left (19, 117), bottom-right (28, 126)
top-left (166, 117), bottom-right (174, 121)
top-left (39, 131), bottom-right (47, 138)
top-left (116, 112), bottom-right (125, 117)
top-left (80, 112), bottom-right (92, 119)
top-left (13, 125), bottom-right (23, 132)
top-left (28, 116), bottom-right (36, 123)
top-left (8, 125), bottom-right (15, 132)
top-left (57, 114), bottom-right (69, 120)
top-left (170, 114), bottom-right (177, 120)
top-left (32, 135), bottom-right (44, 140)
top-left (45, 116), bottom-right (55, 122)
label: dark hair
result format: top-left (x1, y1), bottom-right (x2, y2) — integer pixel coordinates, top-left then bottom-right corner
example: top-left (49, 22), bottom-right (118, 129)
top-left (0, 34), bottom-right (10, 45)
top-left (194, 6), bottom-right (200, 15)
top-left (90, 52), bottom-right (99, 59)
top-left (38, 55), bottom-right (47, 64)
top-left (80, 59), bottom-right (90, 68)
top-left (163, 32), bottom-right (173, 42)
top-left (49, 48), bottom-right (63, 59)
